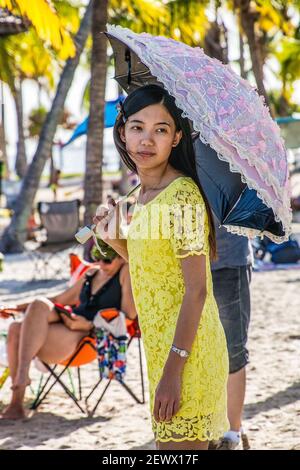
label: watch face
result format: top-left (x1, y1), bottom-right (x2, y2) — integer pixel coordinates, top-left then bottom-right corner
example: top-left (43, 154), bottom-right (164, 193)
top-left (180, 350), bottom-right (185, 357)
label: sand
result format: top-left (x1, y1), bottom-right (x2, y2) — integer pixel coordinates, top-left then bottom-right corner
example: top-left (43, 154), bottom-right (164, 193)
top-left (0, 174), bottom-right (299, 450)
top-left (0, 247), bottom-right (299, 451)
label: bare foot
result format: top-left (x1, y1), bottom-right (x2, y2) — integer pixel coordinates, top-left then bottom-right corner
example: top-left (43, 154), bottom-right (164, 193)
top-left (0, 404), bottom-right (26, 420)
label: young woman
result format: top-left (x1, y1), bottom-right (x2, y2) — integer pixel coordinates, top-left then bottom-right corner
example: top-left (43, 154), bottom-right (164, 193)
top-left (0, 243), bottom-right (136, 420)
top-left (94, 84), bottom-right (229, 450)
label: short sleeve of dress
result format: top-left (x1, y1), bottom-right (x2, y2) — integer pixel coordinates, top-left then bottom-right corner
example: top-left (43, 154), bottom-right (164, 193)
top-left (169, 179), bottom-right (209, 259)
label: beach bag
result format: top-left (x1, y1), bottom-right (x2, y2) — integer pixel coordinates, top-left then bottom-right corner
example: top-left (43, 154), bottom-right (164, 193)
top-left (255, 236), bottom-right (300, 264)
top-left (266, 238), bottom-right (300, 264)
top-left (93, 309), bottom-right (128, 381)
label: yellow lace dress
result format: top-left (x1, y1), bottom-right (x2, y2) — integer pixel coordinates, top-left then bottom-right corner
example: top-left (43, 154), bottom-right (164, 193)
top-left (127, 176), bottom-right (229, 442)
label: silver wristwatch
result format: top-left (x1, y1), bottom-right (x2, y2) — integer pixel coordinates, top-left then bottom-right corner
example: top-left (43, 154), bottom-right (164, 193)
top-left (171, 345), bottom-right (190, 358)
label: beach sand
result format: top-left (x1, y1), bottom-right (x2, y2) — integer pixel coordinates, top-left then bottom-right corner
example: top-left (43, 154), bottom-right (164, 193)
top-left (0, 248), bottom-right (299, 451)
top-left (0, 174), bottom-right (299, 450)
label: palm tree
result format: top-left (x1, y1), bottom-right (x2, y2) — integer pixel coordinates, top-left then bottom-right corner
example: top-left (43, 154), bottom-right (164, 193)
top-left (83, 0), bottom-right (108, 229)
top-left (232, 0), bottom-right (269, 108)
top-left (111, 0), bottom-right (209, 45)
top-left (0, 8), bottom-right (28, 180)
top-left (270, 35), bottom-right (300, 116)
top-left (0, 1), bottom-right (79, 178)
top-left (0, 1), bottom-right (93, 253)
top-left (232, 0), bottom-right (296, 115)
top-left (83, 0), bottom-right (169, 230)
top-left (0, 33), bottom-right (59, 178)
top-left (202, 0), bottom-right (229, 64)
top-left (0, 34), bottom-right (27, 177)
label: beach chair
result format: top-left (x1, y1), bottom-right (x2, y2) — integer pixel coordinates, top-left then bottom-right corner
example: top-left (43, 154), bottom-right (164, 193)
top-left (30, 335), bottom-right (97, 414)
top-left (30, 313), bottom-right (145, 415)
top-left (27, 199), bottom-right (81, 279)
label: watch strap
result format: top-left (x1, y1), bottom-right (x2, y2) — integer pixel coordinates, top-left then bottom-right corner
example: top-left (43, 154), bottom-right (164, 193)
top-left (171, 344), bottom-right (190, 358)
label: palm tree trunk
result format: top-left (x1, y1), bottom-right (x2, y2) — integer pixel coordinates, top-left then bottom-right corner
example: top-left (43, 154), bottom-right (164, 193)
top-left (13, 80), bottom-right (28, 179)
top-left (0, 116), bottom-right (9, 180)
top-left (239, 31), bottom-right (247, 79)
top-left (0, 1), bottom-right (93, 253)
top-left (119, 158), bottom-right (131, 195)
top-left (237, 0), bottom-right (273, 114)
top-left (83, 0), bottom-right (108, 229)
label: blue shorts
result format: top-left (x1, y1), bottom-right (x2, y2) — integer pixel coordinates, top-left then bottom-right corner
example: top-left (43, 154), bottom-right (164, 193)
top-left (212, 266), bottom-right (252, 374)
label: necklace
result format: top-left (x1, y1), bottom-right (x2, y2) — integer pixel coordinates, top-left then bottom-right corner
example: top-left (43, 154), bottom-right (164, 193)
top-left (138, 185), bottom-right (167, 205)
top-left (138, 175), bottom-right (171, 204)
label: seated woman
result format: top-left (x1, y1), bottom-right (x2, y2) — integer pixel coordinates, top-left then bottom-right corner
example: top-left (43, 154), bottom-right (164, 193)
top-left (0, 240), bottom-right (137, 420)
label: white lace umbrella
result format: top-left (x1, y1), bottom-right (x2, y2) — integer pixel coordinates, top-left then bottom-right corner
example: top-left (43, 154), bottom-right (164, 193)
top-left (105, 25), bottom-right (292, 242)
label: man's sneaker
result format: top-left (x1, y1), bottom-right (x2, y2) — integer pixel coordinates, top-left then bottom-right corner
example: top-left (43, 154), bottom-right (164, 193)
top-left (214, 433), bottom-right (251, 450)
top-left (241, 432), bottom-right (251, 450)
top-left (208, 440), bottom-right (220, 450)
top-left (215, 437), bottom-right (240, 450)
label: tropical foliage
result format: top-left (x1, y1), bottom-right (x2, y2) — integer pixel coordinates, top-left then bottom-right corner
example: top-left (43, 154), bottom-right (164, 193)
top-left (0, 0), bottom-right (76, 59)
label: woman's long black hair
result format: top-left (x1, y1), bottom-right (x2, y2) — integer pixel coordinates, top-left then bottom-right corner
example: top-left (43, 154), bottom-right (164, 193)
top-left (113, 84), bottom-right (216, 259)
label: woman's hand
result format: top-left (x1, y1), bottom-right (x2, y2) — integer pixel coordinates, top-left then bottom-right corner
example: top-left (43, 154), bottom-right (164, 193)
top-left (0, 305), bottom-right (19, 319)
top-left (61, 312), bottom-right (93, 332)
top-left (93, 197), bottom-right (121, 242)
top-left (153, 371), bottom-right (182, 422)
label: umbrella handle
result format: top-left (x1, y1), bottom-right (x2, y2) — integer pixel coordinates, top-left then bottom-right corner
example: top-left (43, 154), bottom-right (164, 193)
top-left (75, 183), bottom-right (141, 245)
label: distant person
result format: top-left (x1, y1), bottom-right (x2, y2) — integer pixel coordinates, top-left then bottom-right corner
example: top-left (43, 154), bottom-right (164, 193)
top-left (50, 169), bottom-right (61, 201)
top-left (0, 241), bottom-right (136, 420)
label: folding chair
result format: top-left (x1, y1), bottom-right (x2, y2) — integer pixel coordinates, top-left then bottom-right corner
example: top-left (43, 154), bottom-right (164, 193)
top-left (27, 199), bottom-right (81, 279)
top-left (30, 336), bottom-right (97, 414)
top-left (69, 252), bottom-right (91, 286)
top-left (30, 316), bottom-right (145, 415)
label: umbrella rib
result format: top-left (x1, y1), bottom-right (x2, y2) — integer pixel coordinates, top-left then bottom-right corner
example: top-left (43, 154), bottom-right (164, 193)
top-left (114, 70), bottom-right (154, 80)
top-left (222, 187), bottom-right (247, 224)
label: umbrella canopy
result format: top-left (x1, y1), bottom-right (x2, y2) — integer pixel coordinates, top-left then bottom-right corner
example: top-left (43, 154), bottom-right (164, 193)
top-left (105, 25), bottom-right (292, 242)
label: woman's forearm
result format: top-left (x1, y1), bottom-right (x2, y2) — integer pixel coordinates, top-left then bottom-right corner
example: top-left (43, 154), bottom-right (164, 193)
top-left (163, 289), bottom-right (207, 375)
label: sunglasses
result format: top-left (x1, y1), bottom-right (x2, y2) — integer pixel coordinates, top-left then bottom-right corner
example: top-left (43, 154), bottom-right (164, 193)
top-left (100, 258), bottom-right (115, 264)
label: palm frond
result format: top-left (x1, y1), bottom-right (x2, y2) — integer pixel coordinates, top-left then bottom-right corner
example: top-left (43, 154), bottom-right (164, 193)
top-left (0, 0), bottom-right (75, 58)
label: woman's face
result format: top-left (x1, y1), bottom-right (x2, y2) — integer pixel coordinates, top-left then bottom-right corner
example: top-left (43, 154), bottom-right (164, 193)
top-left (95, 256), bottom-right (123, 275)
top-left (119, 103), bottom-right (182, 172)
